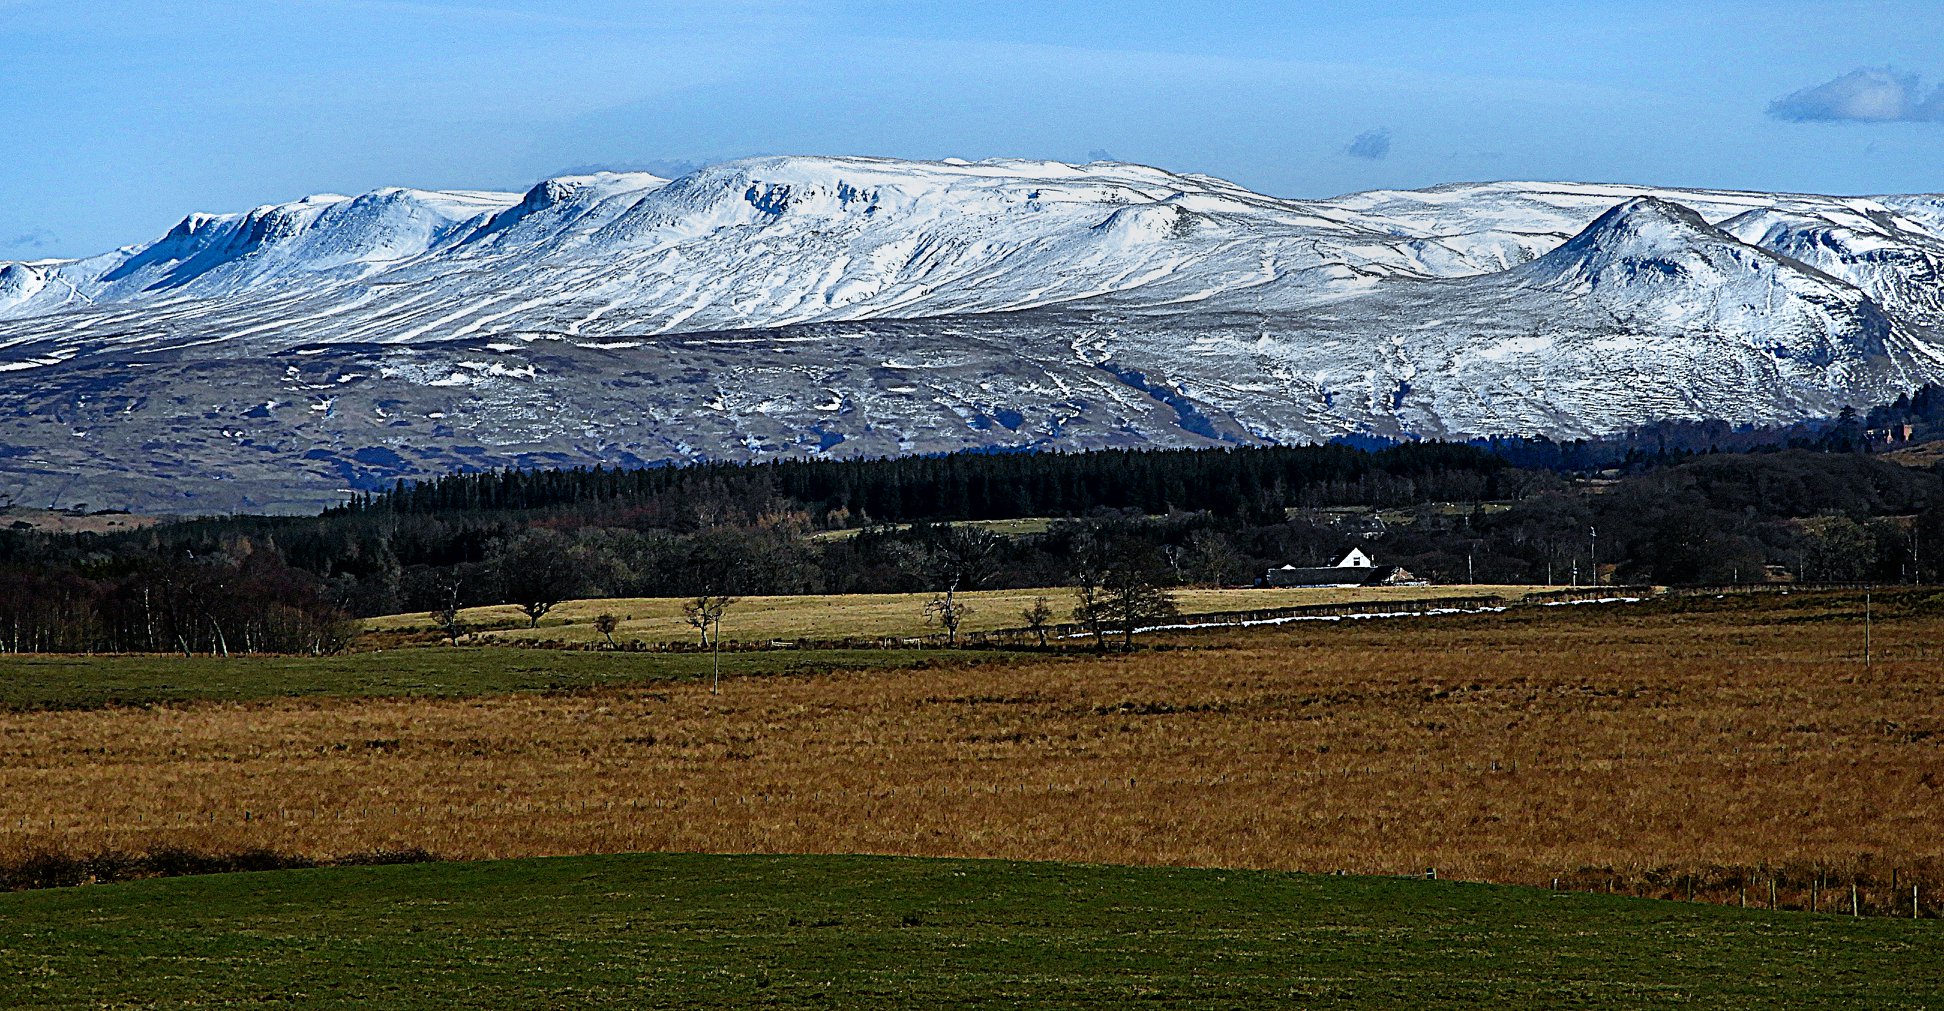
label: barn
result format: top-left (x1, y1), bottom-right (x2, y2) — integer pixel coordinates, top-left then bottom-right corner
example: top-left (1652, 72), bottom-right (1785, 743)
top-left (1259, 549), bottom-right (1423, 588)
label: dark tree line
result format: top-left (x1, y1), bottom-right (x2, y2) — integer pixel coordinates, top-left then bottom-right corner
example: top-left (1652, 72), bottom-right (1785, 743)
top-left (341, 441), bottom-right (1518, 524)
top-left (0, 541), bottom-right (354, 655)
top-left (3, 431), bottom-right (1942, 653)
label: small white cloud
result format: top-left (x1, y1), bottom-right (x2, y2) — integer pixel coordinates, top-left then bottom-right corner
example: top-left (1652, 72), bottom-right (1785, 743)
top-left (1768, 67), bottom-right (1944, 123)
top-left (1346, 128), bottom-right (1392, 160)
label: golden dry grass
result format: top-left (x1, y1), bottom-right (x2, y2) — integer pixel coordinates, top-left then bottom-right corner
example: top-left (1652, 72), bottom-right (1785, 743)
top-left (5, 593), bottom-right (1940, 906)
top-left (365, 584), bottom-right (1548, 645)
top-left (0, 507), bottom-right (160, 535)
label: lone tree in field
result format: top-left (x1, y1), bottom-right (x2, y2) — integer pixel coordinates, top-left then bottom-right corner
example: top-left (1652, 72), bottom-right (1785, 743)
top-left (924, 592), bottom-right (975, 646)
top-left (909, 525), bottom-right (1002, 648)
top-left (1101, 559), bottom-right (1180, 650)
top-left (682, 593), bottom-right (733, 648)
top-left (1021, 595), bottom-right (1055, 647)
top-left (429, 579), bottom-right (467, 646)
top-left (593, 613), bottom-right (620, 649)
top-left (1069, 535), bottom-right (1112, 652)
top-left (491, 529), bottom-right (586, 628)
top-left (683, 592), bottom-right (735, 693)
top-left (1070, 525), bottom-right (1179, 651)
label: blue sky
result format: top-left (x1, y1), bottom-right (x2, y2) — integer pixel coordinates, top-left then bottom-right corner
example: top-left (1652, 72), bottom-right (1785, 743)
top-left (2, 0), bottom-right (1941, 259)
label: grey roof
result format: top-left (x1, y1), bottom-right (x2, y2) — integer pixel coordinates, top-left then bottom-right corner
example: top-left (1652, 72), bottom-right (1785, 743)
top-left (1263, 566), bottom-right (1373, 587)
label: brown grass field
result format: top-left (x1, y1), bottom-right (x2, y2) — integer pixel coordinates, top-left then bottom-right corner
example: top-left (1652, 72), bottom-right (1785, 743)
top-left (364, 583), bottom-right (1551, 645)
top-left (4, 591), bottom-right (1942, 911)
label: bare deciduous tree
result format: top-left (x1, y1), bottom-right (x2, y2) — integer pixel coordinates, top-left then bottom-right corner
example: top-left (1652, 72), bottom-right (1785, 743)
top-left (1183, 529), bottom-right (1241, 586)
top-left (924, 592), bottom-right (975, 646)
top-left (1069, 525), bottom-right (1179, 651)
top-left (682, 593), bottom-right (735, 693)
top-left (429, 580), bottom-right (467, 646)
top-left (1101, 566), bottom-right (1180, 651)
top-left (1021, 595), bottom-right (1055, 648)
top-left (912, 524), bottom-right (1000, 648)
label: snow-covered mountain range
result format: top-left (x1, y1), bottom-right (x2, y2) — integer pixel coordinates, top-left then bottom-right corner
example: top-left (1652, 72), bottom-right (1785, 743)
top-left (2, 155), bottom-right (1942, 512)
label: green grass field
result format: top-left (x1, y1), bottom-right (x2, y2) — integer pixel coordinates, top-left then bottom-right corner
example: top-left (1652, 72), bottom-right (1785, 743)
top-left (0, 647), bottom-right (998, 710)
top-left (0, 853), bottom-right (1936, 1009)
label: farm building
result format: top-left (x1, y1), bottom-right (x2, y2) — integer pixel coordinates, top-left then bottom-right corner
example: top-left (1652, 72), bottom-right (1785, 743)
top-left (1259, 548), bottom-right (1424, 588)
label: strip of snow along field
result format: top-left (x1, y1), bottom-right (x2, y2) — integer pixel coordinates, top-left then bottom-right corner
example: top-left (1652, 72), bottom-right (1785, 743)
top-left (1107, 594), bottom-right (1649, 638)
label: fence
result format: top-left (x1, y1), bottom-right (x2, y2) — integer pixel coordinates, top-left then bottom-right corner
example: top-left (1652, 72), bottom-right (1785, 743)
top-left (490, 582), bottom-right (1927, 655)
top-left (959, 593), bottom-right (1512, 647)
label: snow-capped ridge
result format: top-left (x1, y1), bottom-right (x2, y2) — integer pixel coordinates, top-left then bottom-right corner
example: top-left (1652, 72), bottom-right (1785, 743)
top-left (61, 185), bottom-right (522, 299)
top-left (1719, 204), bottom-right (1944, 332)
top-left (1518, 196), bottom-right (1851, 293)
top-left (3, 156), bottom-right (1944, 515)
top-left (470, 171), bottom-right (668, 242)
top-left (0, 263), bottom-right (49, 314)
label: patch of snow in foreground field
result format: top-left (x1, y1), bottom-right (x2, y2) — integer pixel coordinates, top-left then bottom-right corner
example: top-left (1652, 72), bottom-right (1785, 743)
top-left (1077, 594), bottom-right (1649, 638)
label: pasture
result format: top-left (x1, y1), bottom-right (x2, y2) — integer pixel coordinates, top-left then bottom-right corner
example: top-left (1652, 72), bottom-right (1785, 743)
top-left (2, 852), bottom-right (1937, 1009)
top-left (363, 582), bottom-right (1550, 645)
top-left (2, 590), bottom-right (1938, 909)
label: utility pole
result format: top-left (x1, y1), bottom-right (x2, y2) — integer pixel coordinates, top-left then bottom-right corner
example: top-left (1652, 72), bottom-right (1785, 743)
top-left (1865, 585), bottom-right (1872, 674)
top-left (1589, 526), bottom-right (1600, 587)
top-left (711, 609), bottom-right (723, 694)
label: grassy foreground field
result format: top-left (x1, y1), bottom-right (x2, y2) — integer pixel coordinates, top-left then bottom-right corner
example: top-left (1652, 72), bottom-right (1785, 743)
top-left (3, 591), bottom-right (1940, 905)
top-left (0, 647), bottom-right (992, 710)
top-left (3, 852), bottom-right (1938, 1010)
top-left (364, 583), bottom-right (1548, 645)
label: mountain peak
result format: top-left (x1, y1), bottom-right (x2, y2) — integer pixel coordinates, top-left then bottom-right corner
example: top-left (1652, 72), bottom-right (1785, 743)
top-left (1553, 196), bottom-right (1720, 254)
top-left (1514, 195), bottom-right (1814, 294)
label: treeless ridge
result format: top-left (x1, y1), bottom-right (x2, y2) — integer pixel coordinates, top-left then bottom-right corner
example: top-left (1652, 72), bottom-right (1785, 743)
top-left (3, 593), bottom-right (1941, 910)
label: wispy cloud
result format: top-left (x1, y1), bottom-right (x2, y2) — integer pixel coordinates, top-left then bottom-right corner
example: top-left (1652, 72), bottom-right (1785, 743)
top-left (5, 229), bottom-right (58, 251)
top-left (1346, 127), bottom-right (1392, 160)
top-left (1768, 68), bottom-right (1944, 123)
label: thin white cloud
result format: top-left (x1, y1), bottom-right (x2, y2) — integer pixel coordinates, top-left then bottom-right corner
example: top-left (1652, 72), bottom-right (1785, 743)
top-left (1768, 67), bottom-right (1944, 123)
